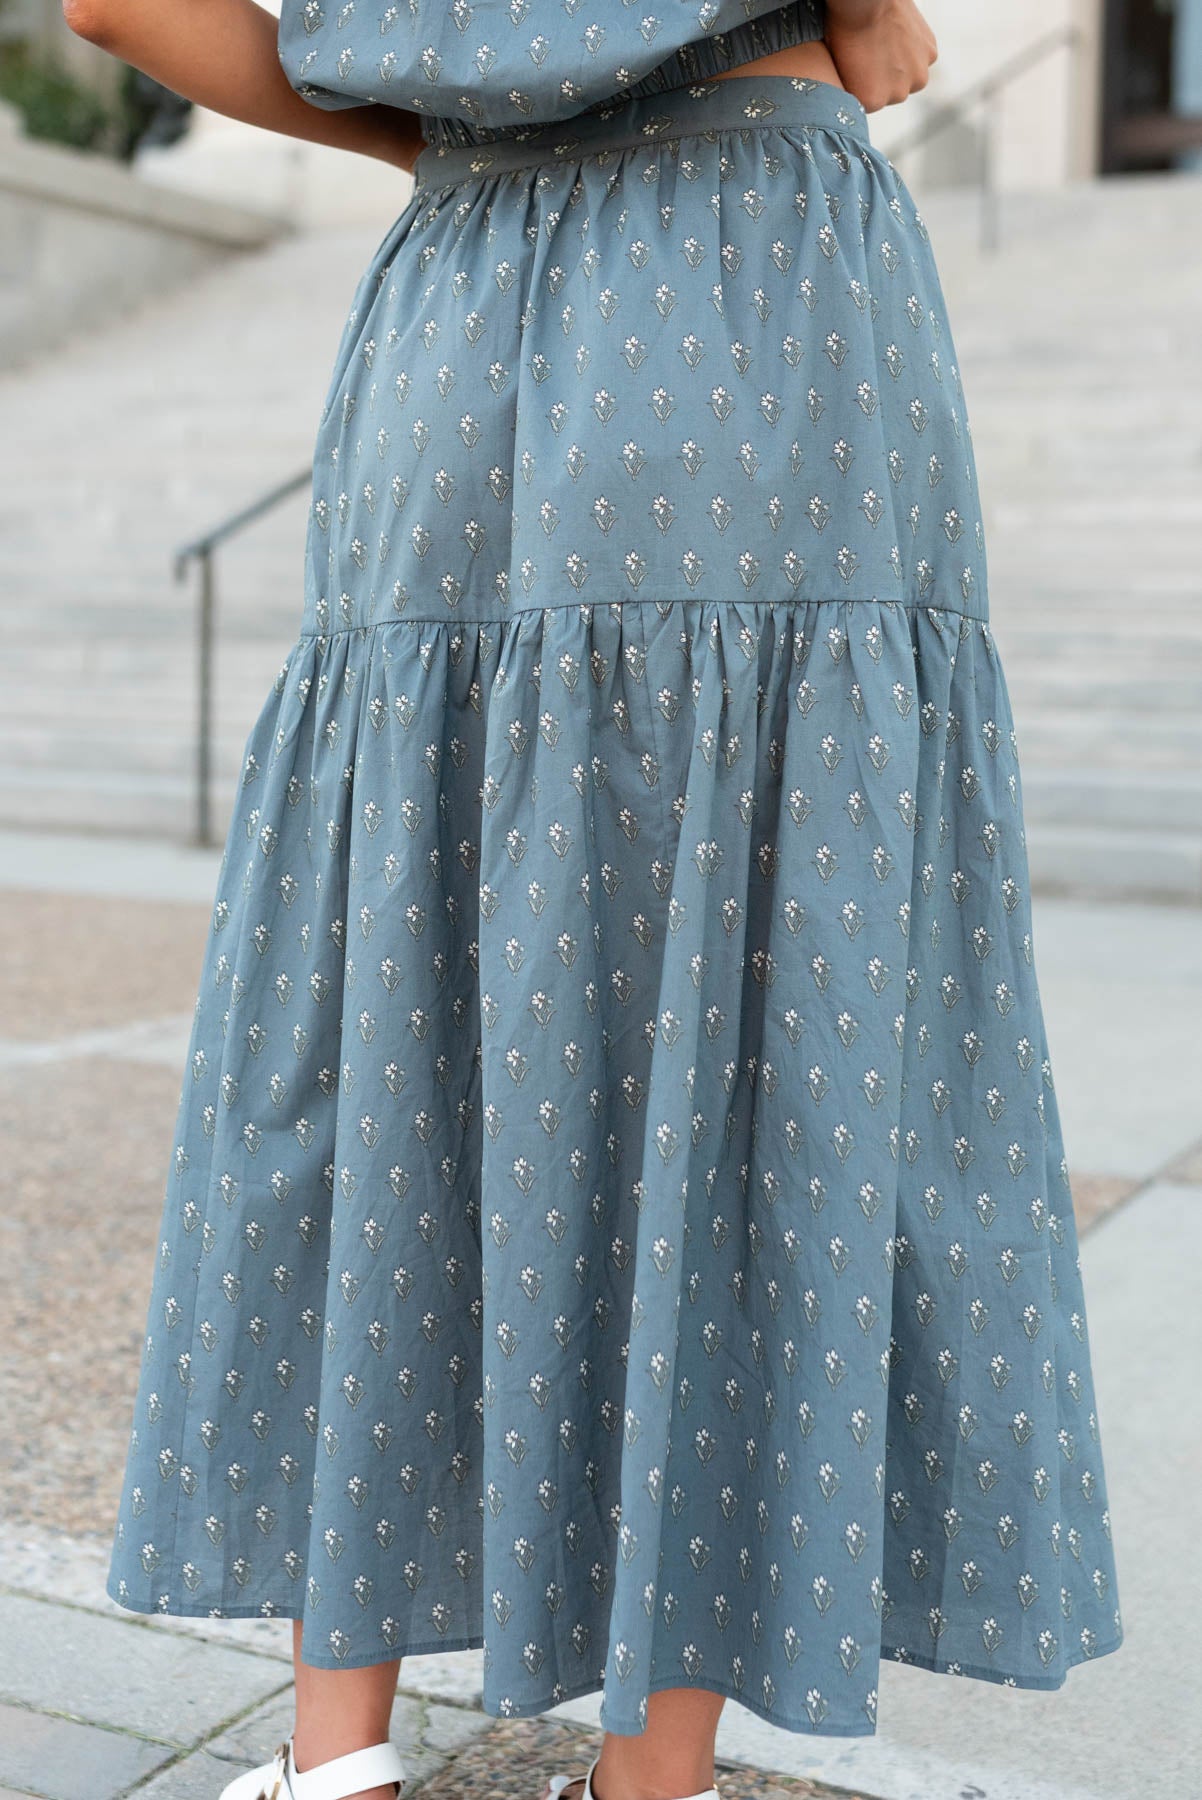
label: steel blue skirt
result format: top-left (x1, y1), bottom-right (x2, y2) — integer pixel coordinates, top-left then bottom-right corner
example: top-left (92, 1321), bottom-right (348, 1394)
top-left (106, 74), bottom-right (1123, 1735)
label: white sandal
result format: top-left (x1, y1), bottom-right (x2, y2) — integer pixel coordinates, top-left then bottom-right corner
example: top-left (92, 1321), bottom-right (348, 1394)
top-left (218, 1736), bottom-right (405, 1800)
top-left (547, 1764), bottom-right (719, 1800)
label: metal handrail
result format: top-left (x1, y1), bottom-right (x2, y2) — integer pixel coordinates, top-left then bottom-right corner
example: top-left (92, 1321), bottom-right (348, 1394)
top-left (174, 29), bottom-right (1085, 844)
top-left (881, 24), bottom-right (1085, 252)
top-left (175, 467), bottom-right (311, 845)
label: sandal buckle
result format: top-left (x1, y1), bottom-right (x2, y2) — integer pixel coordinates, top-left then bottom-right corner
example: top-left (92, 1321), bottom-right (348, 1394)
top-left (258, 1742), bottom-right (291, 1800)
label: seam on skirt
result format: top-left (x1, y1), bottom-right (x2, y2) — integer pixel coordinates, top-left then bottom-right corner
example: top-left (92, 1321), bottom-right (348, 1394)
top-left (295, 598), bottom-right (992, 640)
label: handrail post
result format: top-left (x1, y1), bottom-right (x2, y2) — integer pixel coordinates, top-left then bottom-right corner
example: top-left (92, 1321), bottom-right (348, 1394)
top-left (195, 547), bottom-right (215, 848)
top-left (879, 23), bottom-right (1083, 255)
top-left (172, 464), bottom-right (311, 850)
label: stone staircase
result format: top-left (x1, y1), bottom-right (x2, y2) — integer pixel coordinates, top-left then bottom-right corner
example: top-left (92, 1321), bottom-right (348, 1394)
top-left (1, 172), bottom-right (1200, 900)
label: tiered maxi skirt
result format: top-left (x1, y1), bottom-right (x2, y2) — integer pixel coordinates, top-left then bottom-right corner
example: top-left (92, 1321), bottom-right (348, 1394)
top-left (107, 74), bottom-right (1124, 1736)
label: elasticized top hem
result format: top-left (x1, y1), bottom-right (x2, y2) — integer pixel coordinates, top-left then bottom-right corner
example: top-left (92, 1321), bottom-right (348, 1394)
top-left (418, 2), bottom-right (828, 150)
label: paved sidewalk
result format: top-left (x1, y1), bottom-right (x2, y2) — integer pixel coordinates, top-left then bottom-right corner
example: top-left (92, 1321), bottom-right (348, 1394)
top-left (1, 831), bottom-right (1199, 1799)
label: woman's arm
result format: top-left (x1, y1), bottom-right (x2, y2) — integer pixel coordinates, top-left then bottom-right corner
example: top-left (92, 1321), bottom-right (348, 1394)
top-left (825, 0), bottom-right (938, 113)
top-left (825, 0), bottom-right (891, 22)
top-left (62, 0), bottom-right (424, 171)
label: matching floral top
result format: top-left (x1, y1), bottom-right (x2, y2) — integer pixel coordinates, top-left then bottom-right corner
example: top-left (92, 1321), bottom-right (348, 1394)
top-left (277, 0), bottom-right (827, 134)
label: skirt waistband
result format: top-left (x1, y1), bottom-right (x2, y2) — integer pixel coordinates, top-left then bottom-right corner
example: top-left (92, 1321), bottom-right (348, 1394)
top-left (412, 76), bottom-right (874, 192)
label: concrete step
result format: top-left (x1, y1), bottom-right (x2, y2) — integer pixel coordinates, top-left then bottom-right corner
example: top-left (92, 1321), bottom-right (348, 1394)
top-left (0, 768), bottom-right (232, 842)
top-left (1025, 823), bottom-right (1202, 907)
top-left (1019, 768), bottom-right (1202, 834)
top-left (1005, 671), bottom-right (1202, 711)
top-left (1013, 713), bottom-right (1202, 773)
top-left (1000, 620), bottom-right (1202, 654)
top-left (0, 724), bottom-right (248, 782)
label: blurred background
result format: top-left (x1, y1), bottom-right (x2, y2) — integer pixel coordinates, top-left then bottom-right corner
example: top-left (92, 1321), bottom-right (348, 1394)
top-left (0, 5), bottom-right (1200, 1800)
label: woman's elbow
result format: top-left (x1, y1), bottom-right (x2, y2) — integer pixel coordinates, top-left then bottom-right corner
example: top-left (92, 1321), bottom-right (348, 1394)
top-left (61, 0), bottom-right (120, 50)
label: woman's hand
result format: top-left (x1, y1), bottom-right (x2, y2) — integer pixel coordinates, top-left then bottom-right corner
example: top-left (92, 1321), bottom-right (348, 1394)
top-left (824, 0), bottom-right (938, 113)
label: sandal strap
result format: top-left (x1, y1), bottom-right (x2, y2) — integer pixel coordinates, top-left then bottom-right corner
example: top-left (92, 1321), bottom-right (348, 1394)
top-left (547, 1764), bottom-right (719, 1800)
top-left (288, 1740), bottom-right (405, 1800)
top-left (545, 1762), bottom-right (601, 1800)
top-left (253, 1744), bottom-right (290, 1800)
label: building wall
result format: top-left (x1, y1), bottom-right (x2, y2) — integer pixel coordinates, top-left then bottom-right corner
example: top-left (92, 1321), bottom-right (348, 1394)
top-left (0, 104), bottom-right (286, 369)
top-left (873, 0), bottom-right (1105, 189)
